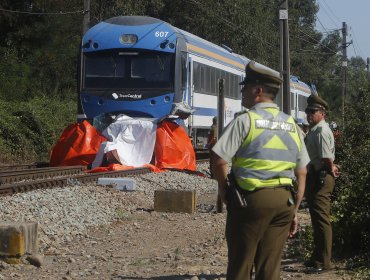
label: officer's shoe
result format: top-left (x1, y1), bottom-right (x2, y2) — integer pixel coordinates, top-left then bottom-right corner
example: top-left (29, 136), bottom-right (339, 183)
top-left (304, 263), bottom-right (333, 274)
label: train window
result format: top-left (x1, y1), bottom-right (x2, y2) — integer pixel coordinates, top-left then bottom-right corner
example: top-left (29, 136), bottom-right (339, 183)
top-left (237, 76), bottom-right (242, 99)
top-left (215, 69), bottom-right (221, 93)
top-left (226, 72), bottom-right (231, 97)
top-left (236, 75), bottom-right (241, 98)
top-left (131, 61), bottom-right (144, 78)
top-left (85, 55), bottom-right (126, 78)
top-left (216, 69), bottom-right (221, 93)
top-left (200, 65), bottom-right (206, 92)
top-left (210, 67), bottom-right (216, 94)
top-left (231, 74), bottom-right (236, 98)
top-left (229, 77), bottom-right (233, 97)
top-left (84, 51), bottom-right (174, 89)
top-left (204, 66), bottom-right (211, 94)
top-left (193, 62), bottom-right (201, 92)
top-left (290, 91), bottom-right (295, 108)
top-left (191, 61), bottom-right (241, 97)
top-left (298, 94), bottom-right (308, 110)
top-left (132, 55), bottom-right (171, 82)
top-left (219, 70), bottom-right (225, 95)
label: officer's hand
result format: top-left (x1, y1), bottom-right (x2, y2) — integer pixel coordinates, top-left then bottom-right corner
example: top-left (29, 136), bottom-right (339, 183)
top-left (332, 164), bottom-right (341, 178)
top-left (288, 215), bottom-right (298, 238)
top-left (219, 188), bottom-right (228, 205)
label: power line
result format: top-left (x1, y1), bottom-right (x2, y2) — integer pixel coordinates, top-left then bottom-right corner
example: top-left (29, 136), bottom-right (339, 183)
top-left (291, 49), bottom-right (338, 56)
top-left (348, 26), bottom-right (364, 58)
top-left (294, 28), bottom-right (339, 54)
top-left (319, 0), bottom-right (341, 27)
top-left (0, 7), bottom-right (87, 15)
top-left (291, 34), bottom-right (338, 55)
top-left (316, 16), bottom-right (330, 34)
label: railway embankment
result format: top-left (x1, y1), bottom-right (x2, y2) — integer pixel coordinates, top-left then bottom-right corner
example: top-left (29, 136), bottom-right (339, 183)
top-left (0, 162), bottom-right (353, 279)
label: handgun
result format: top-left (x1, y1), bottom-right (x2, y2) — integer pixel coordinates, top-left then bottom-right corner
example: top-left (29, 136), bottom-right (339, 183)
top-left (227, 173), bottom-right (248, 208)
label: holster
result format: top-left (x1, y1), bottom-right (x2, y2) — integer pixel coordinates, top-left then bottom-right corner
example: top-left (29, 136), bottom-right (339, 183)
top-left (318, 170), bottom-right (327, 186)
top-left (226, 173), bottom-right (248, 208)
top-left (288, 185), bottom-right (297, 203)
top-left (308, 165), bottom-right (328, 188)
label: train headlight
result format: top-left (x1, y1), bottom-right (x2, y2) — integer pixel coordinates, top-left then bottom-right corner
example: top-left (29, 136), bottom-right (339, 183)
top-left (120, 34), bottom-right (138, 44)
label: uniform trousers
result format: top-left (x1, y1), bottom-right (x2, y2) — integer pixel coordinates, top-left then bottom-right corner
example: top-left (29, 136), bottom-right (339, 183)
top-left (225, 187), bottom-right (294, 280)
top-left (305, 171), bottom-right (335, 268)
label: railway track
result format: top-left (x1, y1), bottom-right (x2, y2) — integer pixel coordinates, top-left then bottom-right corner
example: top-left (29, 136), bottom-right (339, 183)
top-left (0, 166), bottom-right (87, 184)
top-left (0, 166), bottom-right (151, 196)
top-left (0, 157), bottom-right (210, 197)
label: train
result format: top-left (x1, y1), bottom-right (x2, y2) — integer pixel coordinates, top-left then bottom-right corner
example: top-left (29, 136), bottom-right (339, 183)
top-left (77, 16), bottom-right (313, 149)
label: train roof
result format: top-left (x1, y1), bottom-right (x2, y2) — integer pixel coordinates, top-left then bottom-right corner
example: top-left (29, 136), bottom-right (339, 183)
top-left (83, 16), bottom-right (248, 71)
top-left (290, 75), bottom-right (312, 95)
top-left (83, 16), bottom-right (312, 88)
top-left (172, 27), bottom-right (249, 71)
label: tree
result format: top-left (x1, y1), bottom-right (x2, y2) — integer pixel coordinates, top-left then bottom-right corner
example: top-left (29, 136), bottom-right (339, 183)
top-left (332, 84), bottom-right (370, 260)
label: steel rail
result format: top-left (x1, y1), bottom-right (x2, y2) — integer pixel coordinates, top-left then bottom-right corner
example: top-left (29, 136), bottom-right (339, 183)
top-left (0, 166), bottom-right (87, 184)
top-left (0, 167), bottom-right (151, 196)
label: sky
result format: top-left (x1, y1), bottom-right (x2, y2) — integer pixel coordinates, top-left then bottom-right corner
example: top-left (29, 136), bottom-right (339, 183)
top-left (315, 0), bottom-right (370, 61)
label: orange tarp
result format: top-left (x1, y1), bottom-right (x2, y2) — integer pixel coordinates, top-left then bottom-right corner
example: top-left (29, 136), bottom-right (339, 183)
top-left (87, 163), bottom-right (162, 173)
top-left (49, 119), bottom-right (196, 173)
top-left (49, 120), bottom-right (108, 167)
top-left (154, 121), bottom-right (196, 171)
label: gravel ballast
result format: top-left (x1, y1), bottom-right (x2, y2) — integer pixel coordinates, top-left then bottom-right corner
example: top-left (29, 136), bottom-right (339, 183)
top-left (0, 163), bottom-right (217, 252)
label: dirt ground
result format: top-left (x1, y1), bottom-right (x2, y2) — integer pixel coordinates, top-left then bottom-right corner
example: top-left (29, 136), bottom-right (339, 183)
top-left (0, 192), bottom-right (354, 280)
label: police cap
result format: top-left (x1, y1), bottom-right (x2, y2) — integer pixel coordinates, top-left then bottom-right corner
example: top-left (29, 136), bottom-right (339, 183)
top-left (239, 61), bottom-right (283, 89)
top-left (306, 94), bottom-right (329, 111)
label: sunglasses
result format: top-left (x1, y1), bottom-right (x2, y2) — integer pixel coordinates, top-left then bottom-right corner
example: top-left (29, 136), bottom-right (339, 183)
top-left (305, 108), bottom-right (319, 114)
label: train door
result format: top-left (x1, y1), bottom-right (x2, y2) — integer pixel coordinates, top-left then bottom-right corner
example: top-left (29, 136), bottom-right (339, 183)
top-left (188, 57), bottom-right (216, 149)
top-left (183, 55), bottom-right (193, 130)
top-left (185, 56), bottom-right (193, 138)
top-left (293, 89), bottom-right (299, 120)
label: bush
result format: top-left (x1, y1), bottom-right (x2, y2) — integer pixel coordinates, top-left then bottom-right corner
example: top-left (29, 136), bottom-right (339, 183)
top-left (332, 88), bottom-right (370, 265)
top-left (0, 95), bottom-right (76, 163)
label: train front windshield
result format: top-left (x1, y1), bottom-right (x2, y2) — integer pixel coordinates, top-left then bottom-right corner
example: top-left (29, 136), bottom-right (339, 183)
top-left (83, 51), bottom-right (175, 90)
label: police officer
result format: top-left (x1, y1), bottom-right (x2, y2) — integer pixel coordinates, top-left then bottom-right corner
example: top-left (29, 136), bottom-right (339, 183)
top-left (211, 61), bottom-right (309, 280)
top-left (208, 116), bottom-right (218, 179)
top-left (304, 94), bottom-right (340, 273)
top-left (207, 116), bottom-right (218, 151)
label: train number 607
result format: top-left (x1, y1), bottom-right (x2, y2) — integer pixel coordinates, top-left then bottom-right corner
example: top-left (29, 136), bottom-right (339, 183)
top-left (155, 31), bottom-right (169, 37)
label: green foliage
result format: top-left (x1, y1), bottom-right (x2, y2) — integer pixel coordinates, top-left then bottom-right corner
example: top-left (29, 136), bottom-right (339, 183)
top-left (345, 256), bottom-right (370, 280)
top-left (298, 225), bottom-right (314, 260)
top-left (332, 87), bottom-right (370, 264)
top-left (158, 0), bottom-right (281, 69)
top-left (0, 47), bottom-right (33, 101)
top-left (0, 96), bottom-right (76, 163)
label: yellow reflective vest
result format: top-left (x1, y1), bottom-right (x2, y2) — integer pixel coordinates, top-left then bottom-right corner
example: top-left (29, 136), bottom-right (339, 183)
top-left (232, 107), bottom-right (302, 191)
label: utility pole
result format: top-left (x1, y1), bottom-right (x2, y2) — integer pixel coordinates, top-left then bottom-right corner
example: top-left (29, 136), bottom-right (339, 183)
top-left (216, 78), bottom-right (225, 214)
top-left (279, 0), bottom-right (291, 115)
top-left (367, 57), bottom-right (370, 74)
top-left (83, 0), bottom-right (91, 35)
top-left (341, 22), bottom-right (347, 128)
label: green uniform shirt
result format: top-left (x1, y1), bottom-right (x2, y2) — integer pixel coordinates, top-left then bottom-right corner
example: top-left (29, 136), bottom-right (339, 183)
top-left (212, 102), bottom-right (310, 169)
top-left (305, 119), bottom-right (335, 171)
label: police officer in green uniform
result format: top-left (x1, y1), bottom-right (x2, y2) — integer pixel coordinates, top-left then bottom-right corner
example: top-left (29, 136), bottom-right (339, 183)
top-left (304, 94), bottom-right (340, 273)
top-left (211, 61), bottom-right (310, 280)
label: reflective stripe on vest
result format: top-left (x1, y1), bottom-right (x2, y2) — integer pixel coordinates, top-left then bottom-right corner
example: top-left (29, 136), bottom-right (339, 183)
top-left (232, 107), bottom-right (302, 191)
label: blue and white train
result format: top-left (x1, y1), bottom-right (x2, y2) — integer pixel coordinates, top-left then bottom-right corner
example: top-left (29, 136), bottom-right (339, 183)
top-left (78, 16), bottom-right (312, 149)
